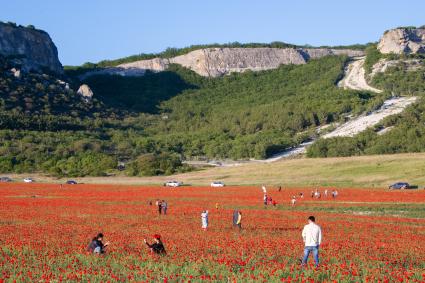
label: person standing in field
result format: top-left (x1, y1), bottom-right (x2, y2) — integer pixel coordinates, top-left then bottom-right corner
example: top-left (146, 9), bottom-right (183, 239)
top-left (236, 211), bottom-right (242, 230)
top-left (157, 200), bottom-right (162, 215)
top-left (201, 210), bottom-right (209, 230)
top-left (215, 203), bottom-right (219, 210)
top-left (232, 210), bottom-right (239, 227)
top-left (144, 234), bottom-right (166, 255)
top-left (324, 189), bottom-right (328, 197)
top-left (262, 185), bottom-right (267, 194)
top-left (278, 186), bottom-right (282, 192)
top-left (162, 200), bottom-right (168, 215)
top-left (291, 196), bottom-right (297, 207)
top-left (263, 194), bottom-right (268, 206)
top-left (87, 233), bottom-right (110, 254)
top-left (301, 216), bottom-right (322, 267)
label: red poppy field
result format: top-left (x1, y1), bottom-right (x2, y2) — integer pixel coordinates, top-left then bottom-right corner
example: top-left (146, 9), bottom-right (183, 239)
top-left (0, 183), bottom-right (424, 282)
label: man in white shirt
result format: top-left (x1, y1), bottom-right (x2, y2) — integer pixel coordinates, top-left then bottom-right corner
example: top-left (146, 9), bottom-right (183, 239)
top-left (301, 216), bottom-right (322, 267)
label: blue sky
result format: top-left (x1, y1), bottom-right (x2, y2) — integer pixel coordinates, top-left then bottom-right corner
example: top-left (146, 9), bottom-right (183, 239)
top-left (1, 0), bottom-right (424, 66)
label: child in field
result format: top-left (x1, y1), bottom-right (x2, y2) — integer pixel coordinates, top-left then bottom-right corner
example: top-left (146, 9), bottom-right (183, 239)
top-left (87, 233), bottom-right (110, 254)
top-left (201, 210), bottom-right (209, 230)
top-left (144, 234), bottom-right (166, 255)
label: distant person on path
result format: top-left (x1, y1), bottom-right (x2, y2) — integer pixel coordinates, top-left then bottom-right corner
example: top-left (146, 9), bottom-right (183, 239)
top-left (301, 216), bottom-right (322, 267)
top-left (201, 210), bottom-right (209, 230)
top-left (144, 234), bottom-right (166, 255)
top-left (87, 233), bottom-right (110, 254)
top-left (162, 200), bottom-right (168, 215)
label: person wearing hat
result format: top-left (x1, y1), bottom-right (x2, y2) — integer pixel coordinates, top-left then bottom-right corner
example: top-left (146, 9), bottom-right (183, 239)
top-left (87, 233), bottom-right (110, 254)
top-left (144, 234), bottom-right (166, 255)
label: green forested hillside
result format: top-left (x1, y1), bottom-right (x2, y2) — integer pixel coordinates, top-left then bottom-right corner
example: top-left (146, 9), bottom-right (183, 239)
top-left (0, 52), bottom-right (402, 177)
top-left (82, 56), bottom-right (386, 161)
top-left (307, 55), bottom-right (425, 158)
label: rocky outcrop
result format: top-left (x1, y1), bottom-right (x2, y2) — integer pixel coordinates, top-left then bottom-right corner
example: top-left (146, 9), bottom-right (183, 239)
top-left (77, 84), bottom-right (94, 100)
top-left (378, 27), bottom-right (425, 54)
top-left (370, 58), bottom-right (423, 77)
top-left (0, 22), bottom-right (63, 74)
top-left (80, 48), bottom-right (364, 79)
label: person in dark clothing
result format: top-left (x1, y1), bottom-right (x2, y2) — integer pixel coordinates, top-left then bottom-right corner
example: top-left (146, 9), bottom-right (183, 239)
top-left (144, 234), bottom-right (166, 255)
top-left (232, 210), bottom-right (239, 227)
top-left (278, 186), bottom-right (282, 192)
top-left (87, 233), bottom-right (110, 254)
top-left (157, 200), bottom-right (162, 215)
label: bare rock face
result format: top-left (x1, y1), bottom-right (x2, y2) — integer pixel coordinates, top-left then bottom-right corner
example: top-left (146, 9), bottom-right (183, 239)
top-left (370, 58), bottom-right (423, 77)
top-left (77, 84), bottom-right (94, 99)
top-left (0, 22), bottom-right (63, 74)
top-left (378, 28), bottom-right (425, 54)
top-left (81, 47), bottom-right (364, 78)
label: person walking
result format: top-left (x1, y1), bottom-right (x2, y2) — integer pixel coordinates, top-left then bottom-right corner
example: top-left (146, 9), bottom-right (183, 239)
top-left (162, 200), bottom-right (168, 215)
top-left (201, 210), bottom-right (209, 230)
top-left (301, 216), bottom-right (322, 267)
top-left (144, 234), bottom-right (166, 255)
top-left (87, 233), bottom-right (110, 254)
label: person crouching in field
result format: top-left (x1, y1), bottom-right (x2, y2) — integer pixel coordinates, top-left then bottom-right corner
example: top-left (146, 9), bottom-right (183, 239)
top-left (301, 216), bottom-right (322, 268)
top-left (87, 233), bottom-right (110, 254)
top-left (144, 234), bottom-right (166, 255)
top-left (201, 210), bottom-right (209, 230)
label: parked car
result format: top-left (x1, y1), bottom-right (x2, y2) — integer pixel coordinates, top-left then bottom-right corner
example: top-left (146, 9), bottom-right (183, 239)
top-left (66, 180), bottom-right (77, 185)
top-left (23, 178), bottom-right (34, 183)
top-left (164, 181), bottom-right (183, 187)
top-left (0, 177), bottom-right (12, 182)
top-left (211, 181), bottom-right (225, 187)
top-left (388, 182), bottom-right (410, 190)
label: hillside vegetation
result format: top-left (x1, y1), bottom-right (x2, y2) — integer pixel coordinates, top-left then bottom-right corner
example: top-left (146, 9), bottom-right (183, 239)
top-left (1, 53), bottom-right (387, 177)
top-left (307, 50), bottom-right (425, 158)
top-left (83, 56), bottom-right (386, 161)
